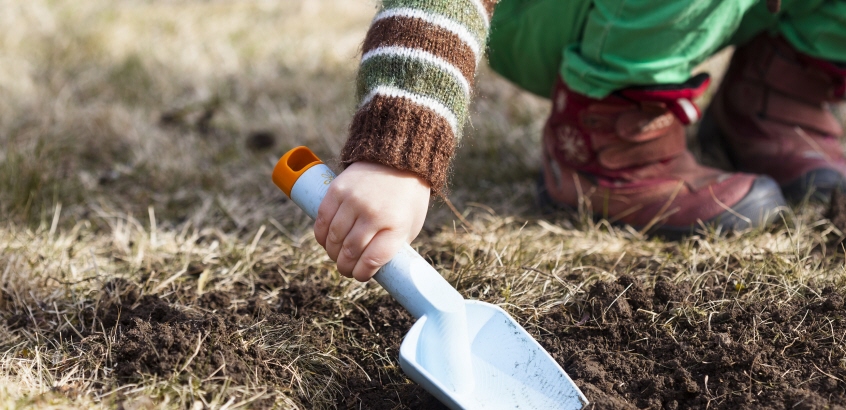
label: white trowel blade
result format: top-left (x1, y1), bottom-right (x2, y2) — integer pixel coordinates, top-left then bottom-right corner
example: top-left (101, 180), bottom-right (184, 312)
top-left (399, 300), bottom-right (588, 410)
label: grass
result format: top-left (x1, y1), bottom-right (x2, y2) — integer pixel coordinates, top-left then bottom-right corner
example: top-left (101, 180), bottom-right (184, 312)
top-left (1, 1), bottom-right (845, 409)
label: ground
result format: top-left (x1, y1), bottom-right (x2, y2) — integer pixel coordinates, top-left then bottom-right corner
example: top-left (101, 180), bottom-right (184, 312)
top-left (1, 1), bottom-right (845, 409)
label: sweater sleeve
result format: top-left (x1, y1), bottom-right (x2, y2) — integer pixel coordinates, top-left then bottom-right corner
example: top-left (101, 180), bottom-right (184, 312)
top-left (340, 0), bottom-right (498, 195)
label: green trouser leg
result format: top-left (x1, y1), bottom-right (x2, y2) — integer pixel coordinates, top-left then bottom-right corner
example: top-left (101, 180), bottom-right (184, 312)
top-left (489, 0), bottom-right (761, 98)
top-left (487, 0), bottom-right (592, 98)
top-left (561, 0), bottom-right (765, 98)
top-left (488, 0), bottom-right (846, 100)
top-left (731, 0), bottom-right (846, 63)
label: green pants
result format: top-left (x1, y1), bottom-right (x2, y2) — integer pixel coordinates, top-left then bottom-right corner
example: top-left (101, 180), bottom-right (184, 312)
top-left (487, 0), bottom-right (846, 98)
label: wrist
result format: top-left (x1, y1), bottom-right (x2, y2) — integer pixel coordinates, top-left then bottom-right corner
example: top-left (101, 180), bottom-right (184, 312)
top-left (346, 161), bottom-right (433, 193)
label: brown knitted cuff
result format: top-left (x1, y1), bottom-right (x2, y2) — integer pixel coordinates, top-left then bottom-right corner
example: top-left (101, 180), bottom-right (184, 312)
top-left (341, 94), bottom-right (456, 196)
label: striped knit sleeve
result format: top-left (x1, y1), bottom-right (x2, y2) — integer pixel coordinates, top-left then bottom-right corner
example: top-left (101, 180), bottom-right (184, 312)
top-left (340, 0), bottom-right (498, 195)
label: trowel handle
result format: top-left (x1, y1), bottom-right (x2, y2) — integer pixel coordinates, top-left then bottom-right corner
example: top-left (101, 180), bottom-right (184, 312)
top-left (272, 147), bottom-right (466, 319)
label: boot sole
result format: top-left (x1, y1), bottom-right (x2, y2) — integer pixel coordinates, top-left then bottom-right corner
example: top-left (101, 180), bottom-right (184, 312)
top-left (697, 109), bottom-right (845, 203)
top-left (537, 173), bottom-right (786, 240)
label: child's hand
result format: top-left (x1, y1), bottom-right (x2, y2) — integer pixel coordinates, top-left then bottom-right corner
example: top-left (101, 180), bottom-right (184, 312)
top-left (314, 161), bottom-right (431, 282)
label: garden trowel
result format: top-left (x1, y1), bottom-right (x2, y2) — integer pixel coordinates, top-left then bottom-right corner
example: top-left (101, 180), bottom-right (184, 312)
top-left (272, 146), bottom-right (588, 410)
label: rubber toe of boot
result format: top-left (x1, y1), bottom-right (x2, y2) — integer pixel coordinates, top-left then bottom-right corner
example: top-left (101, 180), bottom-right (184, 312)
top-left (781, 169), bottom-right (846, 203)
top-left (704, 176), bottom-right (785, 229)
top-left (642, 176), bottom-right (784, 239)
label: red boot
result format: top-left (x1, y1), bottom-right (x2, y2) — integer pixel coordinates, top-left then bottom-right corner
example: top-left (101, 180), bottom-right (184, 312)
top-left (700, 33), bottom-right (846, 202)
top-left (541, 75), bottom-right (786, 237)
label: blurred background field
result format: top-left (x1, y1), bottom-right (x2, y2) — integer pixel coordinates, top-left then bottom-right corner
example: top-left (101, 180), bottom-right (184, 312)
top-left (3, 0), bottom-right (843, 231)
top-left (1, 1), bottom-right (845, 409)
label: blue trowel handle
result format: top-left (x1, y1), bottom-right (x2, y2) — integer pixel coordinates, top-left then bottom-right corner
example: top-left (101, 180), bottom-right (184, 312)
top-left (272, 147), bottom-right (467, 319)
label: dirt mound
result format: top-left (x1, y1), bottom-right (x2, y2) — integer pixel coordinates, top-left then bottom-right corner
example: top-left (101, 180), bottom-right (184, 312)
top-left (95, 283), bottom-right (281, 383)
top-left (540, 276), bottom-right (846, 409)
top-left (77, 279), bottom-right (441, 409)
top-left (276, 282), bottom-right (335, 316)
top-left (74, 280), bottom-right (294, 407)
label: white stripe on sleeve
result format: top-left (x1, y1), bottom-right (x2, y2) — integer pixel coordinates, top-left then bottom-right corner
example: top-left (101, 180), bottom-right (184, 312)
top-left (359, 85), bottom-right (460, 136)
top-left (373, 8), bottom-right (482, 63)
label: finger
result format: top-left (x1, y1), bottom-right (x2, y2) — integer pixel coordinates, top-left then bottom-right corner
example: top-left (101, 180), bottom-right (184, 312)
top-left (352, 229), bottom-right (404, 282)
top-left (324, 204), bottom-right (358, 263)
top-left (335, 221), bottom-right (378, 277)
top-left (314, 186), bottom-right (342, 248)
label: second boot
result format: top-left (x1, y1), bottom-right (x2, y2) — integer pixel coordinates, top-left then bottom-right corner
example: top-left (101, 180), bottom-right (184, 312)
top-left (700, 33), bottom-right (846, 202)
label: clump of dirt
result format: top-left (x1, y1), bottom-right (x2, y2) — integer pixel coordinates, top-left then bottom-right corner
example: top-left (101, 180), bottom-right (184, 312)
top-left (74, 279), bottom-right (294, 406)
top-left (540, 275), bottom-right (846, 409)
top-left (276, 282), bottom-right (335, 317)
top-left (256, 269), bottom-right (288, 291)
top-left (6, 312), bottom-right (30, 330)
top-left (653, 279), bottom-right (688, 307)
top-left (245, 130), bottom-right (276, 152)
top-left (197, 290), bottom-right (231, 311)
top-left (97, 281), bottom-right (292, 384)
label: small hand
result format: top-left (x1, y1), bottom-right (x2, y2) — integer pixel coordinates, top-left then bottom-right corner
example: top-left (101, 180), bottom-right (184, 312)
top-left (314, 161), bottom-right (431, 282)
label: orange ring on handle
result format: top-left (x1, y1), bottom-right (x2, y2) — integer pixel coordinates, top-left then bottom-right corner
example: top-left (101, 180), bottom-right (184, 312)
top-left (272, 146), bottom-right (323, 197)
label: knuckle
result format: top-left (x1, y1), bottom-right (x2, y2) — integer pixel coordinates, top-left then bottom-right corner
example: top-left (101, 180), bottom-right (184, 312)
top-left (328, 181), bottom-right (350, 197)
top-left (314, 213), bottom-right (328, 229)
top-left (342, 244), bottom-right (359, 259)
top-left (326, 181), bottom-right (343, 193)
top-left (360, 207), bottom-right (380, 221)
top-left (360, 254), bottom-right (388, 270)
top-left (327, 227), bottom-right (342, 244)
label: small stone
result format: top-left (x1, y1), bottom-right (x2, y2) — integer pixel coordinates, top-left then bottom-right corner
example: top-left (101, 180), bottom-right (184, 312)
top-left (246, 131), bottom-right (276, 151)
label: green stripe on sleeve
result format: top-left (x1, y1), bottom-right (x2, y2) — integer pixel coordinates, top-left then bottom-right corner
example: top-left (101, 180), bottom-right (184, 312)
top-left (382, 0), bottom-right (488, 48)
top-left (357, 53), bottom-right (469, 126)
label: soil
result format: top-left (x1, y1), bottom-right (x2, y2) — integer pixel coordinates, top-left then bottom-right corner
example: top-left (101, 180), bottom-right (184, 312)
top-left (539, 276), bottom-right (846, 410)
top-left (331, 299), bottom-right (446, 410)
top-left (313, 275), bottom-right (845, 409)
top-left (271, 280), bottom-right (443, 409)
top-left (66, 275), bottom-right (845, 409)
top-left (72, 279), bottom-right (291, 407)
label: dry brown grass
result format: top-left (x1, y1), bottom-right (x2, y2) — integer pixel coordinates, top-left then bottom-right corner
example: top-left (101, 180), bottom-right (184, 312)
top-left (2, 1), bottom-right (846, 409)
